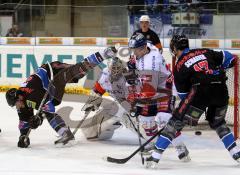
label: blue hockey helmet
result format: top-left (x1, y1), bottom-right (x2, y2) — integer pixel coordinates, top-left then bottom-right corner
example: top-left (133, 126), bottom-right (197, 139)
top-left (128, 33), bottom-right (147, 48)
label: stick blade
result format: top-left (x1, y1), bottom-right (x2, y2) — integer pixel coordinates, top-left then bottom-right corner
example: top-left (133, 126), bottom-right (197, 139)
top-left (106, 156), bottom-right (129, 164)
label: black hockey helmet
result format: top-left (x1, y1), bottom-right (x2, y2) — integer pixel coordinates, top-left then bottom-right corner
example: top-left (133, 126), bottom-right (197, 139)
top-left (170, 34), bottom-right (189, 54)
top-left (6, 88), bottom-right (20, 107)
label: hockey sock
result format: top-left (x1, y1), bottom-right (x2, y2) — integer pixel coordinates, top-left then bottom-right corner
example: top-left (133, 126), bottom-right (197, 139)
top-left (155, 134), bottom-right (172, 152)
top-left (46, 113), bottom-right (68, 136)
top-left (221, 132), bottom-right (236, 151)
top-left (171, 131), bottom-right (183, 147)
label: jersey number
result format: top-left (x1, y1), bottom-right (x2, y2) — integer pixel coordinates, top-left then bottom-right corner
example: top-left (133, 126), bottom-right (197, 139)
top-left (193, 60), bottom-right (213, 74)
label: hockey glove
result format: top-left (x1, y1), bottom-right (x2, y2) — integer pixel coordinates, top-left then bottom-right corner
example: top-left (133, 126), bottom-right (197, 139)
top-left (124, 70), bottom-right (139, 85)
top-left (127, 55), bottom-right (137, 70)
top-left (18, 135), bottom-right (30, 148)
top-left (29, 114), bottom-right (43, 129)
top-left (103, 46), bottom-right (118, 59)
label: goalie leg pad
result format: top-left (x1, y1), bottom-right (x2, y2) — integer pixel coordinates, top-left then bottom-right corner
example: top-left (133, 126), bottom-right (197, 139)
top-left (82, 111), bottom-right (121, 140)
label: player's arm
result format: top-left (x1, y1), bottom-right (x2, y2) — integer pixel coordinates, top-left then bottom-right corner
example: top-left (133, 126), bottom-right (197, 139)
top-left (17, 108), bottom-right (33, 148)
top-left (212, 50), bottom-right (238, 69)
top-left (69, 46), bottom-right (118, 81)
top-left (174, 68), bottom-right (191, 100)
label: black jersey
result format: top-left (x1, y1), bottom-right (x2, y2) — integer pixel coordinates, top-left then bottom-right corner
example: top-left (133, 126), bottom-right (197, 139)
top-left (17, 61), bottom-right (75, 121)
top-left (173, 48), bottom-right (227, 95)
top-left (133, 29), bottom-right (162, 49)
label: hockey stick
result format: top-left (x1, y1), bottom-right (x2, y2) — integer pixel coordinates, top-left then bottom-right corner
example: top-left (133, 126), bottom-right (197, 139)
top-left (24, 62), bottom-right (54, 142)
top-left (135, 113), bottom-right (144, 165)
top-left (72, 109), bottom-right (92, 136)
top-left (125, 113), bottom-right (143, 138)
top-left (106, 127), bottom-right (163, 164)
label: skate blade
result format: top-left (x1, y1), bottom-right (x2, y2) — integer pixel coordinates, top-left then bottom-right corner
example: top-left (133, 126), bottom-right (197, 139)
top-left (145, 162), bottom-right (158, 169)
top-left (55, 139), bottom-right (77, 148)
top-left (180, 155), bottom-right (191, 162)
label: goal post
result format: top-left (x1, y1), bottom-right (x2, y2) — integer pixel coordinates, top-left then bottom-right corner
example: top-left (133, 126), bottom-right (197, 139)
top-left (233, 56), bottom-right (239, 139)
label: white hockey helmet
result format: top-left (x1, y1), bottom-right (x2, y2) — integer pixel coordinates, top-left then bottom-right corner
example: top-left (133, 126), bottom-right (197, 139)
top-left (139, 15), bottom-right (150, 23)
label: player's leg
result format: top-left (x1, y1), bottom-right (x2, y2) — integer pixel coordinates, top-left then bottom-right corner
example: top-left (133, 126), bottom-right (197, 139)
top-left (207, 105), bottom-right (240, 162)
top-left (155, 111), bottom-right (190, 161)
top-left (42, 101), bottom-right (75, 145)
top-left (146, 87), bottom-right (204, 168)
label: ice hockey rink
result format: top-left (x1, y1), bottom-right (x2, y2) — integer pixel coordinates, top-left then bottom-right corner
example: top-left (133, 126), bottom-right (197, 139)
top-left (0, 93), bottom-right (239, 175)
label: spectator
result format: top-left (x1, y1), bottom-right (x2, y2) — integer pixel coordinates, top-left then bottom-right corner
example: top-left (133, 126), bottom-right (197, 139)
top-left (132, 15), bottom-right (163, 53)
top-left (127, 0), bottom-right (145, 15)
top-left (144, 0), bottom-right (159, 14)
top-left (6, 24), bottom-right (23, 37)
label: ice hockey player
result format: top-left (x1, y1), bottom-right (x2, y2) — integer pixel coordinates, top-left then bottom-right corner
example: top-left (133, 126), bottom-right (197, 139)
top-left (5, 47), bottom-right (117, 148)
top-left (127, 33), bottom-right (190, 160)
top-left (145, 34), bottom-right (240, 168)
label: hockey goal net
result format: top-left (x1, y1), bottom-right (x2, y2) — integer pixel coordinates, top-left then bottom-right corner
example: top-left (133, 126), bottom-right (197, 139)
top-left (172, 56), bottom-right (240, 139)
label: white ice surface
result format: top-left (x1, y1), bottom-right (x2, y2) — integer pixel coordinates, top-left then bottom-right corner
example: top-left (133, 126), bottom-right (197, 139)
top-left (0, 93), bottom-right (240, 175)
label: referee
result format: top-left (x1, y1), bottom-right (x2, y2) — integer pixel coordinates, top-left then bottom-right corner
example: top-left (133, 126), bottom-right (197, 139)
top-left (132, 15), bottom-right (163, 53)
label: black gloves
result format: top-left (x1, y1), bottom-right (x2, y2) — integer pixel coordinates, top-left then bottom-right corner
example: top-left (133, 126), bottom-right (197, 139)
top-left (18, 135), bottom-right (30, 148)
top-left (29, 114), bottom-right (43, 129)
top-left (124, 70), bottom-right (139, 85)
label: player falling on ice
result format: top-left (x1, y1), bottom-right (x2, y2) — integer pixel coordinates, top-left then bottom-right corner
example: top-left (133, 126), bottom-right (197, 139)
top-left (5, 46), bottom-right (117, 148)
top-left (145, 34), bottom-right (240, 169)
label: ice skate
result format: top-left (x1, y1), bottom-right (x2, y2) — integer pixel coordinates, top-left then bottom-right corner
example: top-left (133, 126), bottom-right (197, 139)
top-left (176, 143), bottom-right (191, 162)
top-left (55, 129), bottom-right (75, 146)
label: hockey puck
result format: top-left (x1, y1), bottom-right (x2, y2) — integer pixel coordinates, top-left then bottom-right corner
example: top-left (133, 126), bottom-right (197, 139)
top-left (195, 131), bottom-right (202, 135)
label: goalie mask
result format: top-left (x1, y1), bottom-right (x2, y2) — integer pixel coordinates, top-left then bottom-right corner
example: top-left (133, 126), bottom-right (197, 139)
top-left (109, 57), bottom-right (126, 82)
